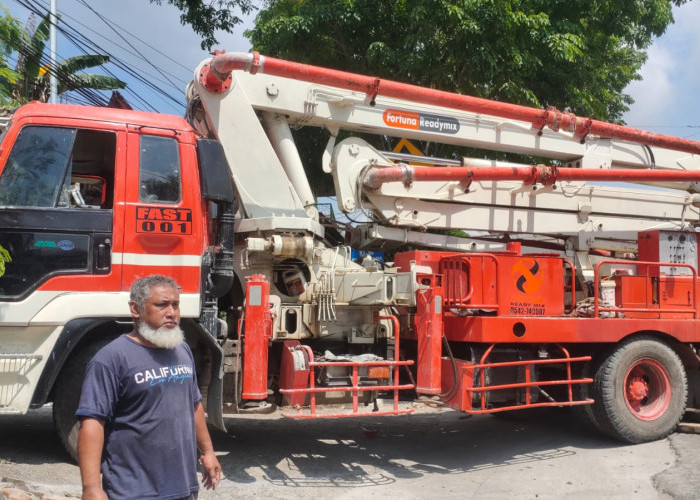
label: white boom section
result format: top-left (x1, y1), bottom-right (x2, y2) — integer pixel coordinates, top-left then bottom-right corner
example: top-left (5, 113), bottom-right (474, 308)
top-left (189, 66), bottom-right (322, 237)
top-left (331, 137), bottom-right (700, 237)
top-left (190, 58), bottom-right (700, 241)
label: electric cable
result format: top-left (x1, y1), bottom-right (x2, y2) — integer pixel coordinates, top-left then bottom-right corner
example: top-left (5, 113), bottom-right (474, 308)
top-left (13, 40), bottom-right (105, 105)
top-left (39, 0), bottom-right (190, 81)
top-left (13, 0), bottom-right (187, 112)
top-left (41, 1), bottom-right (179, 110)
top-left (77, 0), bottom-right (182, 91)
top-left (16, 0), bottom-right (187, 87)
top-left (13, 0), bottom-right (156, 110)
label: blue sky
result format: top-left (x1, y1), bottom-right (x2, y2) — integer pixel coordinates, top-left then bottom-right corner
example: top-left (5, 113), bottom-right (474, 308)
top-left (622, 1), bottom-right (700, 138)
top-left (5, 0), bottom-right (254, 114)
top-left (5, 0), bottom-right (700, 138)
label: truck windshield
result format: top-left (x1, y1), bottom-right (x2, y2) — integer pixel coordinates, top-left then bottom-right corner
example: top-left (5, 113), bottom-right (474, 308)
top-left (0, 126), bottom-right (76, 207)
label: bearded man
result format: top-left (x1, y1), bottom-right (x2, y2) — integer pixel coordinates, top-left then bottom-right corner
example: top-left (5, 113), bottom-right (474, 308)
top-left (76, 275), bottom-right (221, 500)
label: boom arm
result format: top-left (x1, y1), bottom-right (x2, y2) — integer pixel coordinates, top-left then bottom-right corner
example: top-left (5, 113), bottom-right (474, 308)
top-left (188, 52), bottom-right (700, 248)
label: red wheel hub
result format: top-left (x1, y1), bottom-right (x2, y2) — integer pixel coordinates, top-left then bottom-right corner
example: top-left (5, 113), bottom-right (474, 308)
top-left (627, 376), bottom-right (648, 402)
top-left (624, 358), bottom-right (671, 421)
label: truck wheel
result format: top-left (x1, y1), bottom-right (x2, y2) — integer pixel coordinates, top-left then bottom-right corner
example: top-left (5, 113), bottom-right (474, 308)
top-left (53, 339), bottom-right (113, 462)
top-left (574, 355), bottom-right (610, 434)
top-left (591, 337), bottom-right (687, 444)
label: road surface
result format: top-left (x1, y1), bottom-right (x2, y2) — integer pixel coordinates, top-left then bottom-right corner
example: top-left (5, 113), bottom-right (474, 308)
top-left (1, 404), bottom-right (699, 499)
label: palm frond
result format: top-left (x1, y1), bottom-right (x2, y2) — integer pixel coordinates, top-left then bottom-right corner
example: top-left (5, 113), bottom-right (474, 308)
top-left (57, 54), bottom-right (110, 75)
top-left (57, 73), bottom-right (126, 94)
top-left (22, 13), bottom-right (52, 82)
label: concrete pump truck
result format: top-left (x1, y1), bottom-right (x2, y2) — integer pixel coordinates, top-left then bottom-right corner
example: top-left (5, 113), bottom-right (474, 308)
top-left (0, 51), bottom-right (699, 459)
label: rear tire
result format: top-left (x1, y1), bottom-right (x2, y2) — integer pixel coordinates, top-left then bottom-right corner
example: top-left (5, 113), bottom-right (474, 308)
top-left (574, 354), bottom-right (609, 433)
top-left (53, 338), bottom-right (114, 462)
top-left (590, 337), bottom-right (686, 444)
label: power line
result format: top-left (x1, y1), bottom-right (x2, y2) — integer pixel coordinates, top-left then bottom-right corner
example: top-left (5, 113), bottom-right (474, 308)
top-left (54, 0), bottom-right (187, 111)
top-left (54, 22), bottom-right (163, 111)
top-left (54, 20), bottom-right (185, 111)
top-left (12, 22), bottom-right (107, 106)
top-left (71, 0), bottom-right (191, 75)
top-left (77, 0), bottom-right (181, 93)
top-left (11, 0), bottom-right (188, 113)
top-left (13, 0), bottom-right (150, 109)
top-left (52, 0), bottom-right (188, 88)
top-left (630, 125), bottom-right (700, 128)
top-left (21, 0), bottom-right (176, 111)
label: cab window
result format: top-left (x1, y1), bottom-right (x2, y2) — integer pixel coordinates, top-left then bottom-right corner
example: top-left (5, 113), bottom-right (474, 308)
top-left (0, 127), bottom-right (75, 207)
top-left (139, 135), bottom-right (181, 203)
top-left (0, 126), bottom-right (116, 209)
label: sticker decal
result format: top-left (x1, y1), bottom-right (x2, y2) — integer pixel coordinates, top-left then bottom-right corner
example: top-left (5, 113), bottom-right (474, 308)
top-left (57, 240), bottom-right (75, 251)
top-left (0, 244), bottom-right (11, 277)
top-left (34, 239), bottom-right (75, 250)
top-left (136, 206), bottom-right (192, 235)
top-left (509, 300), bottom-right (546, 316)
top-left (35, 240), bottom-right (57, 248)
top-left (510, 257), bottom-right (547, 315)
top-left (383, 109), bottom-right (460, 134)
top-left (512, 258), bottom-right (544, 294)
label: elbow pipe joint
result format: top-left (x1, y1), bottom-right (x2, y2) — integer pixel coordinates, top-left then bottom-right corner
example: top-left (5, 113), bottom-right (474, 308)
top-left (199, 51), bottom-right (262, 93)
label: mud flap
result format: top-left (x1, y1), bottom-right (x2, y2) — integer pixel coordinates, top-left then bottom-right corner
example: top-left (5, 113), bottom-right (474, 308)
top-left (206, 347), bottom-right (226, 432)
top-left (194, 322), bottom-right (226, 432)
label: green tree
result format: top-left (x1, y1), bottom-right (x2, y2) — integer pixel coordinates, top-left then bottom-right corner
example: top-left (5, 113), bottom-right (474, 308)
top-left (247, 0), bottom-right (686, 123)
top-left (149, 0), bottom-right (256, 50)
top-left (7, 12), bottom-right (125, 105)
top-left (246, 0), bottom-right (687, 197)
top-left (0, 5), bottom-right (24, 105)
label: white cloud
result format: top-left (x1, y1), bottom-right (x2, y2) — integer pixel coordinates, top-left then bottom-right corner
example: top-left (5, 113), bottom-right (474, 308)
top-left (623, 43), bottom-right (675, 127)
top-left (623, 2), bottom-right (700, 136)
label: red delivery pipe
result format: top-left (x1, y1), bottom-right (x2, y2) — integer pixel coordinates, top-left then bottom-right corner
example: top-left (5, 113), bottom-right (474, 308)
top-left (241, 274), bottom-right (271, 400)
top-left (414, 277), bottom-right (444, 395)
top-left (362, 164), bottom-right (700, 190)
top-left (202, 51), bottom-right (700, 156)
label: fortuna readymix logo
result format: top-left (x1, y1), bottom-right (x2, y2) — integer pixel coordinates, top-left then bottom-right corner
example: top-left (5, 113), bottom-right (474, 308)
top-left (134, 364), bottom-right (193, 386)
top-left (383, 109), bottom-right (460, 134)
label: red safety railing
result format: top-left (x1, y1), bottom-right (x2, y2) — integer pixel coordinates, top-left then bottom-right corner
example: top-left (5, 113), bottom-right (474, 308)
top-left (281, 315), bottom-right (415, 418)
top-left (467, 344), bottom-right (593, 414)
top-left (442, 254), bottom-right (500, 312)
top-left (564, 259), bottom-right (576, 314)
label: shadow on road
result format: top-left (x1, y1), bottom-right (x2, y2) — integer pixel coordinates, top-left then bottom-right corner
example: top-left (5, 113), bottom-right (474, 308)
top-left (0, 404), bottom-right (640, 495)
top-left (209, 406), bottom-right (625, 488)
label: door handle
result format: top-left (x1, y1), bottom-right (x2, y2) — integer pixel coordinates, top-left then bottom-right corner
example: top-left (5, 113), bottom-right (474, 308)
top-left (96, 237), bottom-right (111, 271)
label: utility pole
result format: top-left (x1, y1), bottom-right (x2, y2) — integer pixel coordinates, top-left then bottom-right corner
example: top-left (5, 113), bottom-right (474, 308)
top-left (49, 0), bottom-right (57, 104)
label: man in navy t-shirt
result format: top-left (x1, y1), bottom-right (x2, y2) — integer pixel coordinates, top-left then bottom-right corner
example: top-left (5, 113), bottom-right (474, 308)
top-left (76, 275), bottom-right (221, 500)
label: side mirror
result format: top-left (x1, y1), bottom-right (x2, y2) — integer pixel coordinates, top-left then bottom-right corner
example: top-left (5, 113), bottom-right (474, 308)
top-left (196, 139), bottom-right (235, 203)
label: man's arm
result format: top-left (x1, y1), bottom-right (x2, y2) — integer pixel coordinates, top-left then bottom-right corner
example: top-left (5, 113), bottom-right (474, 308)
top-left (78, 417), bottom-right (107, 500)
top-left (194, 401), bottom-right (221, 490)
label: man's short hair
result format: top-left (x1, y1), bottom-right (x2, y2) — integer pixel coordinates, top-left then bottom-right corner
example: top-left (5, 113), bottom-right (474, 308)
top-left (130, 275), bottom-right (180, 312)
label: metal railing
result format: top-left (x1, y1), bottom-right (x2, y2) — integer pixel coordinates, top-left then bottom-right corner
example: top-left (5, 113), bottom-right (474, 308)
top-left (281, 315), bottom-right (415, 418)
top-left (467, 344), bottom-right (592, 414)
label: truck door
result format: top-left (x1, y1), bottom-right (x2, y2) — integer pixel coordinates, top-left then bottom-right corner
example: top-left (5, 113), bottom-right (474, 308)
top-left (0, 122), bottom-right (124, 302)
top-left (122, 127), bottom-right (204, 305)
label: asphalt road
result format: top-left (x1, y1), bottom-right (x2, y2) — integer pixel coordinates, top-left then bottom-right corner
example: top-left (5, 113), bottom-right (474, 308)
top-left (1, 404), bottom-right (699, 499)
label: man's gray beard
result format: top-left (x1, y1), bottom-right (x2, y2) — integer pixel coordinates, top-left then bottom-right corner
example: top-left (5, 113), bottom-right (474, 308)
top-left (137, 322), bottom-right (184, 349)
